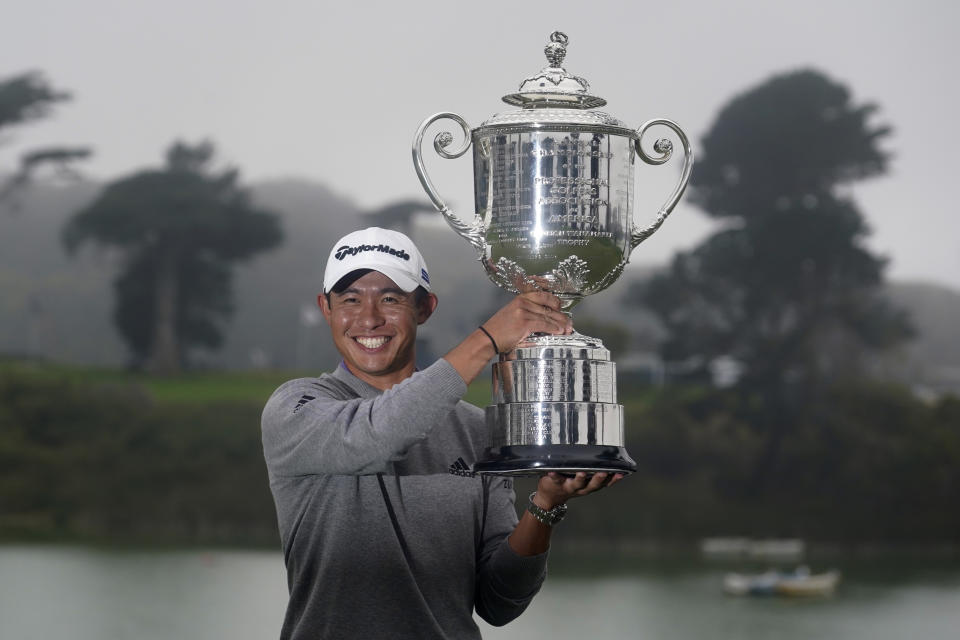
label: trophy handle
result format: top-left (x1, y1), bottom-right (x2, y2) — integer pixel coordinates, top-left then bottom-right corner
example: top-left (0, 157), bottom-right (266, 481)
top-left (630, 118), bottom-right (694, 250)
top-left (412, 112), bottom-right (485, 251)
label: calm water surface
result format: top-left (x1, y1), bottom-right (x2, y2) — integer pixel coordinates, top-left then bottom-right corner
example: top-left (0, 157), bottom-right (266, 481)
top-left (1, 545), bottom-right (959, 640)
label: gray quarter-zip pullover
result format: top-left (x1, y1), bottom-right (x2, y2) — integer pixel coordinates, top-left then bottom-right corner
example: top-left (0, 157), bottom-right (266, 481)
top-left (261, 359), bottom-right (548, 640)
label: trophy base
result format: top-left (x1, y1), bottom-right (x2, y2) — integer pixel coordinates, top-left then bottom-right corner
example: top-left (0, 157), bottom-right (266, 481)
top-left (472, 444), bottom-right (637, 477)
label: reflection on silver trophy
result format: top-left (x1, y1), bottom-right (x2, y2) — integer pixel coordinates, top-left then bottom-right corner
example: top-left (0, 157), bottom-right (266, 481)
top-left (413, 31), bottom-right (694, 475)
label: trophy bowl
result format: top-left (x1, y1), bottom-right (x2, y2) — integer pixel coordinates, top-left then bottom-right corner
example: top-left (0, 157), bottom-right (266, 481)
top-left (413, 31), bottom-right (693, 475)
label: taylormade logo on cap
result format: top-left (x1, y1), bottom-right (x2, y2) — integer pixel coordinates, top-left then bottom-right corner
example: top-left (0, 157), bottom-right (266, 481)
top-left (323, 227), bottom-right (431, 293)
top-left (334, 243), bottom-right (411, 262)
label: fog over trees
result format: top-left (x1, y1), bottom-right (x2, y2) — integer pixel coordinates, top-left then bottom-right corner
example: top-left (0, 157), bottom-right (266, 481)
top-left (630, 69), bottom-right (918, 494)
top-left (62, 141), bottom-right (283, 373)
top-left (2, 63), bottom-right (960, 545)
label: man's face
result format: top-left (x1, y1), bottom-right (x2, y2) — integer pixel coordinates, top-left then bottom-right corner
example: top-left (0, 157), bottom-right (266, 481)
top-left (319, 270), bottom-right (437, 390)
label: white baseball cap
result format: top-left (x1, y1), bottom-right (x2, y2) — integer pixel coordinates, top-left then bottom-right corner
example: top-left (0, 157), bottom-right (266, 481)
top-left (323, 227), bottom-right (431, 293)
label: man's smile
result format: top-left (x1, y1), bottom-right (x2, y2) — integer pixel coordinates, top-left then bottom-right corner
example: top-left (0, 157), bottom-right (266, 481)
top-left (354, 336), bottom-right (390, 350)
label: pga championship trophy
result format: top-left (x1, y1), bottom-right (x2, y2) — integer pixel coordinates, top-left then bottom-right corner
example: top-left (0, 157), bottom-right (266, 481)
top-left (413, 32), bottom-right (693, 475)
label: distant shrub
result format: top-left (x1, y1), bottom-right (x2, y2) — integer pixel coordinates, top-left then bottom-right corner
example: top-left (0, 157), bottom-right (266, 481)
top-left (2, 365), bottom-right (957, 546)
top-left (0, 369), bottom-right (277, 546)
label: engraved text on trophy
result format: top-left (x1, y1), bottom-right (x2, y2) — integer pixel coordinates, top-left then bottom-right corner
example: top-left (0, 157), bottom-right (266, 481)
top-left (474, 131), bottom-right (634, 294)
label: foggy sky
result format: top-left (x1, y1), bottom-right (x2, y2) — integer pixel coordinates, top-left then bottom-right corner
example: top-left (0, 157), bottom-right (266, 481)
top-left (4, 0), bottom-right (958, 288)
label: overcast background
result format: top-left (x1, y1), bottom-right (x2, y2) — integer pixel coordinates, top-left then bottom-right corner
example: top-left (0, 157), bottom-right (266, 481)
top-left (3, 0), bottom-right (957, 287)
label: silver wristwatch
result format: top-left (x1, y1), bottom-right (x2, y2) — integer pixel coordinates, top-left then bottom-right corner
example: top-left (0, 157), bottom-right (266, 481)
top-left (526, 492), bottom-right (568, 526)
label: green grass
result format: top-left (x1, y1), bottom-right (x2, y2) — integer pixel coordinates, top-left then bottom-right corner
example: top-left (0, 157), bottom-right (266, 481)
top-left (0, 359), bottom-right (303, 406)
top-left (0, 359), bottom-right (648, 408)
top-left (0, 359), bottom-right (497, 407)
top-left (135, 371), bottom-right (298, 405)
top-left (465, 376), bottom-right (494, 407)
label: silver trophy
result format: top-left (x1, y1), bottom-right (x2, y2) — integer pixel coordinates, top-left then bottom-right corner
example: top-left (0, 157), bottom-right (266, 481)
top-left (413, 31), bottom-right (693, 475)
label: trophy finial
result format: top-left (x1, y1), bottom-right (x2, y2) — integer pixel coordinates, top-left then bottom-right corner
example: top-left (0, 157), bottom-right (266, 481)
top-left (502, 31), bottom-right (605, 109)
top-left (545, 31), bottom-right (568, 68)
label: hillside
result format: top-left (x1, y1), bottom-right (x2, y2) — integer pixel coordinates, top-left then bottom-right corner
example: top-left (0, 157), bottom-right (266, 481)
top-left (0, 178), bottom-right (365, 369)
top-left (0, 181), bottom-right (121, 364)
top-left (2, 179), bottom-right (958, 387)
top-left (886, 281), bottom-right (960, 394)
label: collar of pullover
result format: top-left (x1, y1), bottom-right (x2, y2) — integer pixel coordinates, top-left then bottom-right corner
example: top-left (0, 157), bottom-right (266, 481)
top-left (331, 361), bottom-right (382, 399)
top-left (332, 361), bottom-right (422, 399)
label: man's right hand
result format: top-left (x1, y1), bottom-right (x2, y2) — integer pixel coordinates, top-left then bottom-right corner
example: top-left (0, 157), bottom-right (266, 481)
top-left (480, 291), bottom-right (573, 353)
top-left (443, 291), bottom-right (573, 385)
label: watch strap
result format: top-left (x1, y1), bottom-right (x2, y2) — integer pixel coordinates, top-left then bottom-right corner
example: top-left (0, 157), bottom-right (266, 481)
top-left (526, 492), bottom-right (568, 526)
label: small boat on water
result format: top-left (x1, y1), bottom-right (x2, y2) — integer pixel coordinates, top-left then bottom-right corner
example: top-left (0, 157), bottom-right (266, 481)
top-left (723, 566), bottom-right (841, 597)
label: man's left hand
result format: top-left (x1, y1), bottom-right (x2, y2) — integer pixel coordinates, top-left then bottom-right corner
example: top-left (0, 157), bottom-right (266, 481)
top-left (533, 471), bottom-right (624, 510)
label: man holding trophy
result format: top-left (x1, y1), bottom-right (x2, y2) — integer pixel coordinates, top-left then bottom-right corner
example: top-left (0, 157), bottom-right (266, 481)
top-left (262, 226), bottom-right (622, 639)
top-left (262, 30), bottom-right (690, 639)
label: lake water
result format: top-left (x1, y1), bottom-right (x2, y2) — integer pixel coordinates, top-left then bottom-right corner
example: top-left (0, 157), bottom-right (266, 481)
top-left (2, 545), bottom-right (959, 640)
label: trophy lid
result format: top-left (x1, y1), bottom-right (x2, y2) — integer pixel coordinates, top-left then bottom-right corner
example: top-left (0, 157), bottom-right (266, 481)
top-left (502, 31), bottom-right (606, 109)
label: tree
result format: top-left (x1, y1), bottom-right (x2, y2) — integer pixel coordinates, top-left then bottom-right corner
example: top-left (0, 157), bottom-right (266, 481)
top-left (63, 141), bottom-right (283, 373)
top-left (0, 71), bottom-right (90, 208)
top-left (630, 69), bottom-right (913, 491)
